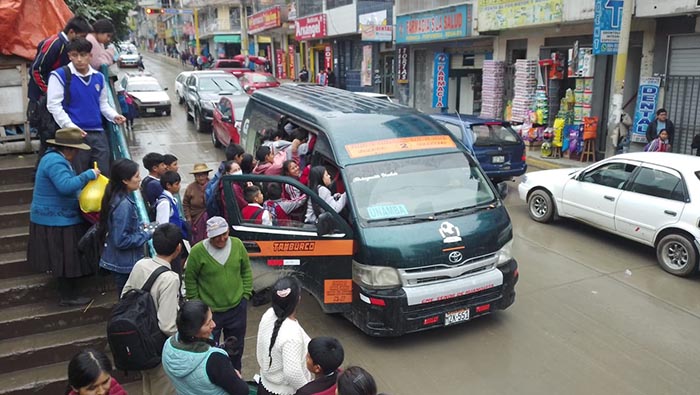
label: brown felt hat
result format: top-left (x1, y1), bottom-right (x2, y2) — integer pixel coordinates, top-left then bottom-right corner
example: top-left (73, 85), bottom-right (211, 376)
top-left (46, 128), bottom-right (90, 150)
top-left (189, 163), bottom-right (213, 174)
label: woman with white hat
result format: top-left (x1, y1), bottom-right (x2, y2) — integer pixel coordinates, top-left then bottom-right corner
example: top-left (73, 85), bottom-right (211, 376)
top-left (183, 163), bottom-right (213, 244)
top-left (28, 128), bottom-right (101, 306)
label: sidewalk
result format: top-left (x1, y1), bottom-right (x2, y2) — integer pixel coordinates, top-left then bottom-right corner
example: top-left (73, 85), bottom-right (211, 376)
top-left (143, 50), bottom-right (194, 70)
top-left (525, 147), bottom-right (592, 170)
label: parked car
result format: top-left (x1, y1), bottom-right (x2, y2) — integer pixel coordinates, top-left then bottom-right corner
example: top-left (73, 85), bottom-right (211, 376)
top-left (118, 51), bottom-right (140, 68)
top-left (175, 70), bottom-right (224, 105)
top-left (211, 95), bottom-right (249, 148)
top-left (431, 114), bottom-right (527, 184)
top-left (210, 59), bottom-right (250, 78)
top-left (519, 152), bottom-right (700, 277)
top-left (238, 72), bottom-right (280, 94)
top-left (121, 74), bottom-right (171, 116)
top-left (353, 92), bottom-right (393, 102)
top-left (184, 73), bottom-right (245, 133)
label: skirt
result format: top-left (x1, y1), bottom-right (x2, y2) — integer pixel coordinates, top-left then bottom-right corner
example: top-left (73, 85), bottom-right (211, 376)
top-left (190, 211), bottom-right (209, 245)
top-left (27, 221), bottom-right (95, 278)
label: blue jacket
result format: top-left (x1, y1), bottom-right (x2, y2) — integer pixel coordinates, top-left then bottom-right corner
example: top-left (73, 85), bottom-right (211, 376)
top-left (162, 334), bottom-right (228, 395)
top-left (30, 150), bottom-right (96, 226)
top-left (99, 192), bottom-right (151, 274)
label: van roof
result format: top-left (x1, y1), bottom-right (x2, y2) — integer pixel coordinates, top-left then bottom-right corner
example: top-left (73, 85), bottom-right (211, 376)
top-left (250, 85), bottom-right (462, 165)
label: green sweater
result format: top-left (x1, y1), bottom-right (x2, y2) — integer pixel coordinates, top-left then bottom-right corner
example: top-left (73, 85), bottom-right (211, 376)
top-left (185, 237), bottom-right (253, 312)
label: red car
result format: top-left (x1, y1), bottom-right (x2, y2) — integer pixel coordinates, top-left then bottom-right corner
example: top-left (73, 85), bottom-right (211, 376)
top-left (211, 95), bottom-right (249, 148)
top-left (210, 59), bottom-right (250, 78)
top-left (239, 72), bottom-right (280, 94)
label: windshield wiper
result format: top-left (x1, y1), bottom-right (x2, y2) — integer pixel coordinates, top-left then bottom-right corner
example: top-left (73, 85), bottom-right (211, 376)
top-left (433, 201), bottom-right (498, 217)
top-left (366, 214), bottom-right (436, 224)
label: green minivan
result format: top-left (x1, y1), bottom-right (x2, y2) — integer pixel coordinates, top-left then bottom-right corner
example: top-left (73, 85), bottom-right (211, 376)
top-left (224, 85), bottom-right (518, 336)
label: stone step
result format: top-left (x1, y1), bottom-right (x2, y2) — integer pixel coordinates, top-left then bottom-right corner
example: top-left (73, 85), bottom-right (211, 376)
top-left (0, 183), bottom-right (33, 207)
top-left (0, 273), bottom-right (54, 309)
top-left (0, 226), bottom-right (28, 255)
top-left (0, 204), bottom-right (30, 229)
top-left (0, 293), bottom-right (114, 340)
top-left (0, 322), bottom-right (106, 375)
top-left (0, 251), bottom-right (31, 280)
top-left (0, 155), bottom-right (36, 187)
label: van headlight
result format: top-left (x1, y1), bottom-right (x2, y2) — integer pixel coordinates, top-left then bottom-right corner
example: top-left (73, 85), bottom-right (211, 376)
top-left (352, 261), bottom-right (401, 289)
top-left (496, 240), bottom-right (514, 267)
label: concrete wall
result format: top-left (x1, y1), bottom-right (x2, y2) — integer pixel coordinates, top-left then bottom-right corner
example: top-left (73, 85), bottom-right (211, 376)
top-left (636, 0), bottom-right (700, 17)
top-left (327, 4), bottom-right (357, 36)
top-left (493, 23), bottom-right (592, 61)
top-left (562, 0), bottom-right (595, 22)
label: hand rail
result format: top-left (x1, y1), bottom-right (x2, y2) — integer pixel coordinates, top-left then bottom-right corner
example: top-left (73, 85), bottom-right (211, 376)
top-left (100, 64), bottom-right (154, 256)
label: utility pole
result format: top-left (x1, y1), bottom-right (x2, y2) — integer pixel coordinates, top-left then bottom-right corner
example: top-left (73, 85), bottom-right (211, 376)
top-left (607, 0), bottom-right (633, 146)
top-left (194, 8), bottom-right (201, 55)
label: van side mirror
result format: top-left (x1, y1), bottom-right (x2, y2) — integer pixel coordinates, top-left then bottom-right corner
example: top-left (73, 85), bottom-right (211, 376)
top-left (316, 212), bottom-right (338, 236)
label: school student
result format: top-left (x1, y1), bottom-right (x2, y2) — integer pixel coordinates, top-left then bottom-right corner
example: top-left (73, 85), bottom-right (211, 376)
top-left (242, 185), bottom-right (273, 225)
top-left (295, 337), bottom-right (345, 395)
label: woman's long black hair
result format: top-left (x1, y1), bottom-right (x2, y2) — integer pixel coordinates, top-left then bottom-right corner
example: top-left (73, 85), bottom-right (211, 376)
top-left (307, 165), bottom-right (327, 219)
top-left (337, 366), bottom-right (378, 395)
top-left (268, 276), bottom-right (301, 367)
top-left (176, 300), bottom-right (216, 345)
top-left (65, 349), bottom-right (113, 395)
top-left (97, 158), bottom-right (139, 241)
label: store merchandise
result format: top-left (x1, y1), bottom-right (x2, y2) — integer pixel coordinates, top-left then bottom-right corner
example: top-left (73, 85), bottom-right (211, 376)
top-left (511, 59), bottom-right (538, 122)
top-left (480, 60), bottom-right (506, 119)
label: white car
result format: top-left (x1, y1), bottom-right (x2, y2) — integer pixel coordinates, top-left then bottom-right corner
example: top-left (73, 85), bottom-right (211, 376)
top-left (118, 52), bottom-right (140, 68)
top-left (353, 92), bottom-right (393, 102)
top-left (518, 152), bottom-right (700, 277)
top-left (122, 75), bottom-right (171, 116)
top-left (175, 71), bottom-right (193, 105)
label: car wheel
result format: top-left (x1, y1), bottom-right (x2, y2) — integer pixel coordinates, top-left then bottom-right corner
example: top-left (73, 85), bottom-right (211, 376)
top-left (178, 95), bottom-right (184, 105)
top-left (195, 110), bottom-right (206, 133)
top-left (656, 233), bottom-right (698, 277)
top-left (212, 129), bottom-right (222, 148)
top-left (527, 189), bottom-right (555, 223)
top-left (186, 104), bottom-right (193, 121)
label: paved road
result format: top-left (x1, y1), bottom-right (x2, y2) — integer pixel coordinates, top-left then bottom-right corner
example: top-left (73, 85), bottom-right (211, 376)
top-left (129, 53), bottom-right (700, 395)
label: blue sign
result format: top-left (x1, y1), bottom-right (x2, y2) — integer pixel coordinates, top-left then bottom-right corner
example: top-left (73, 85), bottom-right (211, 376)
top-left (432, 53), bottom-right (450, 108)
top-left (631, 77), bottom-right (661, 143)
top-left (396, 5), bottom-right (470, 44)
top-left (593, 0), bottom-right (624, 55)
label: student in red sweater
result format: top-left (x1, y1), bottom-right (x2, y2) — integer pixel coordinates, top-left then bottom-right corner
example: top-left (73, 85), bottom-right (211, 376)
top-left (295, 337), bottom-right (345, 395)
top-left (66, 349), bottom-right (127, 395)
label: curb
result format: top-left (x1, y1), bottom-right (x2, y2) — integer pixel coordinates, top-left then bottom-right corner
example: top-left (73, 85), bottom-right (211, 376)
top-left (526, 154), bottom-right (583, 170)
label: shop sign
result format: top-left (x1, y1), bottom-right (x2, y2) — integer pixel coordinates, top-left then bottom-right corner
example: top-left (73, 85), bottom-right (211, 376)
top-left (477, 0), bottom-right (562, 31)
top-left (359, 10), bottom-right (393, 42)
top-left (288, 45), bottom-right (296, 80)
top-left (295, 13), bottom-right (327, 41)
top-left (361, 45), bottom-right (372, 86)
top-left (276, 50), bottom-right (287, 79)
top-left (396, 5), bottom-right (470, 44)
top-left (324, 45), bottom-right (333, 71)
top-left (248, 6), bottom-right (281, 35)
top-left (593, 0), bottom-right (624, 55)
top-left (432, 53), bottom-right (450, 108)
top-left (631, 77), bottom-right (661, 143)
top-left (397, 47), bottom-right (409, 84)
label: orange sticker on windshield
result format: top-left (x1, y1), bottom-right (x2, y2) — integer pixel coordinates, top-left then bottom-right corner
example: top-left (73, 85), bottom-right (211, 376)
top-left (345, 135), bottom-right (456, 158)
top-left (324, 279), bottom-right (353, 304)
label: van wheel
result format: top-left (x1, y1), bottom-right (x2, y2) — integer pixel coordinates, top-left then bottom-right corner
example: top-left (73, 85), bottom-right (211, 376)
top-left (527, 189), bottom-right (555, 223)
top-left (212, 129), bottom-right (222, 148)
top-left (656, 233), bottom-right (698, 277)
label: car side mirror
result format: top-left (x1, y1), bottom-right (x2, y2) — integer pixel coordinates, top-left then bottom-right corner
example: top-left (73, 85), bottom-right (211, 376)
top-left (316, 212), bottom-right (338, 236)
top-left (496, 181), bottom-right (508, 199)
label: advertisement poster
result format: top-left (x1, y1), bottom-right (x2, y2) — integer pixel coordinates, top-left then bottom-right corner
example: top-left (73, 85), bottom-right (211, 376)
top-left (275, 49), bottom-right (286, 79)
top-left (324, 45), bottom-right (333, 71)
top-left (295, 14), bottom-right (327, 41)
top-left (359, 10), bottom-right (393, 42)
top-left (396, 5), bottom-right (470, 44)
top-left (631, 77), bottom-right (661, 143)
top-left (593, 0), bottom-right (624, 55)
top-left (361, 45), bottom-right (372, 86)
top-left (397, 47), bottom-right (409, 84)
top-left (477, 0), bottom-right (562, 31)
top-left (432, 53), bottom-right (449, 108)
top-left (288, 45), bottom-right (296, 80)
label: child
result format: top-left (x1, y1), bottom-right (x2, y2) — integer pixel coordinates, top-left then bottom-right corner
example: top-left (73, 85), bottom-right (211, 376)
top-left (115, 84), bottom-right (136, 131)
top-left (164, 153), bottom-right (185, 219)
top-left (242, 185), bottom-right (272, 225)
top-left (644, 129), bottom-right (671, 152)
top-left (155, 171), bottom-right (189, 240)
top-left (295, 337), bottom-right (344, 395)
top-left (336, 366), bottom-right (379, 395)
top-left (264, 182), bottom-right (306, 226)
top-left (140, 152), bottom-right (167, 219)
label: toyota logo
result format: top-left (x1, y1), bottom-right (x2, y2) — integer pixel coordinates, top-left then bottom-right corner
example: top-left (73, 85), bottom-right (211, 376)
top-left (448, 251), bottom-right (463, 264)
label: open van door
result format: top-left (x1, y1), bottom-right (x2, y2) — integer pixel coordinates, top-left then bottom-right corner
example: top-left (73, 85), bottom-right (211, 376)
top-left (221, 174), bottom-right (355, 314)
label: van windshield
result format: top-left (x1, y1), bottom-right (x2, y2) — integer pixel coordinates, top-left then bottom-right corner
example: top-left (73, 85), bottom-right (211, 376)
top-left (346, 152), bottom-right (496, 225)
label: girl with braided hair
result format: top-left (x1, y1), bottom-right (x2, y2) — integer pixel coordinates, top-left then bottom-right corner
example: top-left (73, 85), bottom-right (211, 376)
top-left (256, 276), bottom-right (313, 395)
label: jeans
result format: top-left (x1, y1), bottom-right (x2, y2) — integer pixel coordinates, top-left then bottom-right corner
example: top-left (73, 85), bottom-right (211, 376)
top-left (113, 272), bottom-right (130, 298)
top-left (212, 298), bottom-right (248, 372)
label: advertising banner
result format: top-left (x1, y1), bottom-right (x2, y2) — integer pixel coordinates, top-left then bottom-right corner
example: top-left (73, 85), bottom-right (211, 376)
top-left (248, 6), bottom-right (281, 35)
top-left (477, 0), bottom-right (562, 31)
top-left (276, 49), bottom-right (286, 79)
top-left (359, 10), bottom-right (393, 42)
top-left (432, 53), bottom-right (450, 108)
top-left (593, 0), bottom-right (624, 55)
top-left (397, 47), bottom-right (409, 84)
top-left (288, 45), bottom-right (296, 80)
top-left (631, 77), bottom-right (661, 143)
top-left (324, 45), bottom-right (333, 70)
top-left (295, 14), bottom-right (327, 41)
top-left (362, 45), bottom-right (372, 86)
top-left (396, 5), bottom-right (470, 44)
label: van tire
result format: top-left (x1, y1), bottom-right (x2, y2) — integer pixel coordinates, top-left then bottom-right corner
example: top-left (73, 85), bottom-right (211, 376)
top-left (527, 189), bottom-right (554, 223)
top-left (656, 233), bottom-right (698, 277)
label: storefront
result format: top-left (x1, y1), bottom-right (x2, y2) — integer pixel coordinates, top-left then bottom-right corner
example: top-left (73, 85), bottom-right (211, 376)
top-left (295, 13), bottom-right (331, 83)
top-left (357, 7), bottom-right (394, 94)
top-left (247, 5), bottom-right (296, 79)
top-left (212, 34), bottom-right (242, 59)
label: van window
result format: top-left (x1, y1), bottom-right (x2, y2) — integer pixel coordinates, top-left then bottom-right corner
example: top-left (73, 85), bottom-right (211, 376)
top-left (345, 152), bottom-right (496, 225)
top-left (244, 102), bottom-right (283, 153)
top-left (469, 124), bottom-right (519, 146)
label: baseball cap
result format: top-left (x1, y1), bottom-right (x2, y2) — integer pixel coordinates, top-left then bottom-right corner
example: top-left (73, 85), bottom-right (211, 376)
top-left (206, 216), bottom-right (229, 238)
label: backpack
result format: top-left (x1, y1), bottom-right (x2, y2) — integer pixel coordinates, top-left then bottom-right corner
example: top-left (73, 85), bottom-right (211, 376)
top-left (140, 177), bottom-right (159, 221)
top-left (107, 266), bottom-right (170, 372)
top-left (205, 171), bottom-right (223, 218)
top-left (29, 65), bottom-right (72, 141)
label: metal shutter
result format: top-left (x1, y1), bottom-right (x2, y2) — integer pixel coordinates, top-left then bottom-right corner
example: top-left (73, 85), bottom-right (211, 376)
top-left (668, 35), bottom-right (700, 77)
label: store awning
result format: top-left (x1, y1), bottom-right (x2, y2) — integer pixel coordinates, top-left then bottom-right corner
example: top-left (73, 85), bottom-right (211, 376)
top-left (214, 34), bottom-right (241, 43)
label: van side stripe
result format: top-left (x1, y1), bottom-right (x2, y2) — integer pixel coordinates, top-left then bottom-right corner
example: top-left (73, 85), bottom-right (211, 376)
top-left (247, 240), bottom-right (354, 257)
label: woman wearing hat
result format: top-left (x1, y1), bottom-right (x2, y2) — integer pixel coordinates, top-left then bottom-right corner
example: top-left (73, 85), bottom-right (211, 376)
top-left (28, 128), bottom-right (101, 306)
top-left (183, 163), bottom-right (212, 244)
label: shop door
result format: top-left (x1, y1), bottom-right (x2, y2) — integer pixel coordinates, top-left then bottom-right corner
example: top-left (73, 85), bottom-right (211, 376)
top-left (664, 34), bottom-right (700, 155)
top-left (381, 55), bottom-right (394, 96)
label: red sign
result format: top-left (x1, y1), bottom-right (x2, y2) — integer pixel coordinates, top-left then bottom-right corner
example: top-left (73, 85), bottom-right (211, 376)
top-left (324, 45), bottom-right (332, 70)
top-left (397, 47), bottom-right (409, 84)
top-left (295, 13), bottom-right (327, 41)
top-left (288, 45), bottom-right (296, 80)
top-left (276, 49), bottom-right (287, 79)
top-left (248, 6), bottom-right (281, 34)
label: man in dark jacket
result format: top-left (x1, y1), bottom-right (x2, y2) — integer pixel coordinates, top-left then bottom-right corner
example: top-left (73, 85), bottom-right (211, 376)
top-left (645, 108), bottom-right (675, 145)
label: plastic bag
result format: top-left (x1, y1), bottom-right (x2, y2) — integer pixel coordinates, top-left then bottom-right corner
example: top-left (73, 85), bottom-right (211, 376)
top-left (79, 163), bottom-right (109, 213)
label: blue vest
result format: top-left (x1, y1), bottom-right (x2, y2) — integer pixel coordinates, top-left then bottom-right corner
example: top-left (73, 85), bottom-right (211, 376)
top-left (158, 193), bottom-right (189, 239)
top-left (162, 336), bottom-right (229, 395)
top-left (52, 67), bottom-right (105, 131)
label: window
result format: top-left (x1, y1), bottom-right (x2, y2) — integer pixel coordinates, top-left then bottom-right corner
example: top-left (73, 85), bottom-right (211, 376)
top-left (219, 99), bottom-right (232, 118)
top-left (469, 124), bottom-right (519, 146)
top-left (198, 76), bottom-right (243, 93)
top-left (436, 121), bottom-right (463, 140)
top-left (242, 102), bottom-right (283, 153)
top-left (581, 162), bottom-right (637, 189)
top-left (629, 167), bottom-right (686, 201)
top-left (327, 0), bottom-right (353, 9)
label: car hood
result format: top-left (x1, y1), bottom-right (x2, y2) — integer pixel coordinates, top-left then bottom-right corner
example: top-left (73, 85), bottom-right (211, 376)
top-left (130, 91), bottom-right (169, 103)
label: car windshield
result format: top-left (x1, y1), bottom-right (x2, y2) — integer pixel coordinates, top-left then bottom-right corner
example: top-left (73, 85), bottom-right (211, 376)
top-left (345, 152), bottom-right (496, 225)
top-left (127, 82), bottom-right (162, 92)
top-left (199, 77), bottom-right (242, 92)
top-left (250, 74), bottom-right (277, 83)
top-left (469, 123), bottom-right (520, 146)
top-left (216, 60), bottom-right (243, 68)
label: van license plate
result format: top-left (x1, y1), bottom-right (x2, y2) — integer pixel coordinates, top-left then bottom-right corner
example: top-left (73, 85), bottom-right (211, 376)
top-left (445, 308), bottom-right (470, 326)
top-left (492, 155), bottom-right (505, 164)
top-left (146, 108), bottom-right (156, 113)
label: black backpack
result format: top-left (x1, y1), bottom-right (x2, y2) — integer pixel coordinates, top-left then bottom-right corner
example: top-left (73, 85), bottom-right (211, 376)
top-left (107, 266), bottom-right (170, 371)
top-left (140, 176), bottom-right (159, 221)
top-left (29, 65), bottom-right (72, 141)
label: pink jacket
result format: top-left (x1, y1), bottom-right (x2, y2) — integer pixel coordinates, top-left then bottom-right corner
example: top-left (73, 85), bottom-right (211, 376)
top-left (87, 34), bottom-right (115, 69)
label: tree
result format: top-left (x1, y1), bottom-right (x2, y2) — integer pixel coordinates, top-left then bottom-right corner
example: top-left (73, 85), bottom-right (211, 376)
top-left (64, 0), bottom-right (135, 38)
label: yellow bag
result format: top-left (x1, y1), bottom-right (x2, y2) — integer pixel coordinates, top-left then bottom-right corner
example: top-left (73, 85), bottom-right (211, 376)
top-left (79, 163), bottom-right (110, 213)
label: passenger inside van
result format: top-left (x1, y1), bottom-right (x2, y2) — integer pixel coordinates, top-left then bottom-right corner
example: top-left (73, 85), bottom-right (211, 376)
top-left (305, 166), bottom-right (347, 224)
